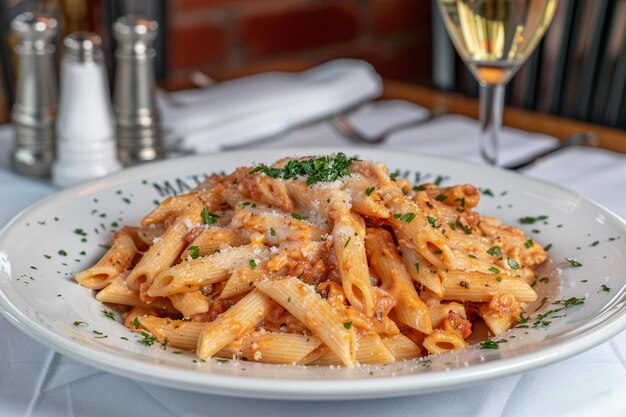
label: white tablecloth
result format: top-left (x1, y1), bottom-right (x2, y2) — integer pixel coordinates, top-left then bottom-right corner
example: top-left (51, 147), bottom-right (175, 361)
top-left (1, 100), bottom-right (625, 417)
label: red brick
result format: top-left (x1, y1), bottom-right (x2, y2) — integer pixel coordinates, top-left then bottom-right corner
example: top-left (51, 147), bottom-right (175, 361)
top-left (373, 0), bottom-right (431, 35)
top-left (347, 39), bottom-right (432, 82)
top-left (241, 5), bottom-right (360, 56)
top-left (169, 24), bottom-right (228, 69)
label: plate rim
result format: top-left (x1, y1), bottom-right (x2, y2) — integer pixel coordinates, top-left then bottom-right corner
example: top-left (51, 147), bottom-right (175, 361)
top-left (1, 146), bottom-right (626, 400)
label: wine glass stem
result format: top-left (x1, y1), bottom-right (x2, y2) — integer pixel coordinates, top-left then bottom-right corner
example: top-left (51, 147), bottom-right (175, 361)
top-left (479, 83), bottom-right (505, 165)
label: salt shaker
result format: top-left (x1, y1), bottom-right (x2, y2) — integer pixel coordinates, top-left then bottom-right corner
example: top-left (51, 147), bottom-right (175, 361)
top-left (10, 12), bottom-right (58, 177)
top-left (113, 15), bottom-right (164, 166)
top-left (52, 32), bottom-right (122, 187)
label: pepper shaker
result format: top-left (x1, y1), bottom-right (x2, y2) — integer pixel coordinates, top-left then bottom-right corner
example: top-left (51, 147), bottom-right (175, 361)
top-left (113, 15), bottom-right (164, 166)
top-left (10, 12), bottom-right (58, 177)
top-left (52, 33), bottom-right (122, 187)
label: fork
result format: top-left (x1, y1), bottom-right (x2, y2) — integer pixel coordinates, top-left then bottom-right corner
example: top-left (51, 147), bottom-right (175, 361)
top-left (330, 106), bottom-right (447, 144)
top-left (504, 132), bottom-right (599, 171)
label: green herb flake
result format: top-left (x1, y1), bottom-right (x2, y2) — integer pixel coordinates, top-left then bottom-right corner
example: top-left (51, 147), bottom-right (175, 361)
top-left (427, 216), bottom-right (437, 228)
top-left (447, 222), bottom-right (456, 231)
top-left (122, 197), bottom-right (131, 205)
top-left (591, 241), bottom-right (599, 247)
top-left (507, 258), bottom-right (520, 270)
top-left (435, 194), bottom-right (447, 201)
top-left (102, 310), bottom-right (116, 320)
top-left (524, 239), bottom-right (534, 249)
top-left (434, 249), bottom-right (443, 255)
top-left (601, 284), bottom-right (611, 292)
top-left (74, 228), bottom-right (87, 236)
top-left (343, 321), bottom-right (353, 329)
top-left (215, 358), bottom-right (229, 363)
top-left (545, 243), bottom-right (553, 251)
top-left (496, 277), bottom-right (502, 282)
top-left (482, 188), bottom-right (494, 197)
top-left (468, 254), bottom-right (477, 259)
top-left (291, 212), bottom-right (304, 220)
top-left (389, 172), bottom-right (398, 182)
top-left (201, 207), bottom-right (216, 225)
top-left (413, 185), bottom-right (426, 191)
top-left (270, 227), bottom-right (276, 236)
top-left (565, 257), bottom-right (583, 267)
top-left (344, 237), bottom-right (351, 248)
top-left (73, 321), bottom-right (88, 327)
top-left (249, 259), bottom-right (257, 269)
top-left (188, 245), bottom-right (200, 260)
top-left (488, 267), bottom-right (500, 274)
top-left (365, 186), bottom-right (375, 196)
top-left (414, 262), bottom-right (420, 273)
top-left (393, 213), bottom-right (402, 219)
top-left (58, 250), bottom-right (68, 256)
top-left (519, 215), bottom-right (548, 224)
top-left (139, 332), bottom-right (156, 346)
top-left (433, 176), bottom-right (443, 186)
top-left (287, 296), bottom-right (291, 303)
top-left (133, 317), bottom-right (140, 329)
top-left (479, 339), bottom-right (504, 349)
top-left (399, 213), bottom-right (416, 223)
top-left (172, 351), bottom-right (183, 355)
top-left (486, 246), bottom-right (502, 257)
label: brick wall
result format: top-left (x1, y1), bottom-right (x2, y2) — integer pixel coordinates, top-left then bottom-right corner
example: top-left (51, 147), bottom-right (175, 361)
top-left (167, 0), bottom-right (432, 85)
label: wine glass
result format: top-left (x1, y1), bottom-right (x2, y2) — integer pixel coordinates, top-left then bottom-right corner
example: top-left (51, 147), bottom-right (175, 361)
top-left (436, 0), bottom-right (559, 165)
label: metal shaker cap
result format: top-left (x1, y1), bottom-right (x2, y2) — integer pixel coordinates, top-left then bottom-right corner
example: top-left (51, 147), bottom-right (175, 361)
top-left (11, 12), bottom-right (58, 53)
top-left (64, 32), bottom-right (103, 63)
top-left (113, 15), bottom-right (158, 42)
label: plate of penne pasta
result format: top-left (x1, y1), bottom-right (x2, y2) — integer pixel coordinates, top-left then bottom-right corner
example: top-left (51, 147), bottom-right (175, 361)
top-left (0, 148), bottom-right (625, 399)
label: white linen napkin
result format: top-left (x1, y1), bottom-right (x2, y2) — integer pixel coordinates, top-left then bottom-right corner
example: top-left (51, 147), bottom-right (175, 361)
top-left (159, 59), bottom-right (383, 153)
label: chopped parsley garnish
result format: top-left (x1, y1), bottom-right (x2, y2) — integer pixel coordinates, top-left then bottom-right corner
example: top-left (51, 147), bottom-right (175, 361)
top-left (414, 262), bottom-right (420, 273)
top-left (545, 243), bottom-right (552, 251)
top-left (73, 321), bottom-right (88, 327)
top-left (58, 250), bottom-right (68, 256)
top-left (565, 257), bottom-right (583, 267)
top-left (139, 332), bottom-right (156, 346)
top-left (44, 254), bottom-right (51, 259)
top-left (291, 212), bottom-right (304, 220)
top-left (480, 339), bottom-right (505, 349)
top-left (591, 240), bottom-right (599, 247)
top-left (74, 228), bottom-right (87, 236)
top-left (201, 207), bottom-right (217, 225)
top-left (447, 222), bottom-right (456, 231)
top-left (172, 351), bottom-right (183, 355)
top-left (435, 194), bottom-right (447, 201)
top-left (433, 176), bottom-right (443, 186)
top-left (270, 227), bottom-right (276, 236)
top-left (413, 185), bottom-right (425, 191)
top-left (393, 213), bottom-right (401, 219)
top-left (460, 224), bottom-right (472, 234)
top-left (249, 259), bottom-right (257, 269)
top-left (601, 284), bottom-right (611, 292)
top-left (427, 216), bottom-right (437, 228)
top-left (496, 277), bottom-right (502, 282)
top-left (343, 321), bottom-right (353, 329)
top-left (481, 188), bottom-right (494, 197)
top-left (389, 172), bottom-right (398, 182)
top-left (507, 258), bottom-right (519, 270)
top-left (215, 358), bottom-right (229, 363)
top-left (486, 246), bottom-right (502, 257)
top-left (122, 197), bottom-right (131, 205)
top-left (519, 215), bottom-right (548, 224)
top-left (539, 277), bottom-right (550, 284)
top-left (249, 153), bottom-right (356, 185)
top-left (468, 254), bottom-right (477, 259)
top-left (188, 246), bottom-right (200, 259)
top-left (344, 237), bottom-right (351, 248)
top-left (399, 213), bottom-right (416, 223)
top-left (524, 239), bottom-right (534, 249)
top-left (133, 317), bottom-right (140, 329)
top-left (554, 297), bottom-right (585, 307)
top-left (365, 186), bottom-right (375, 196)
top-left (102, 310), bottom-right (116, 320)
top-left (287, 296), bottom-right (291, 303)
top-left (434, 249), bottom-right (443, 254)
top-left (488, 267), bottom-right (500, 274)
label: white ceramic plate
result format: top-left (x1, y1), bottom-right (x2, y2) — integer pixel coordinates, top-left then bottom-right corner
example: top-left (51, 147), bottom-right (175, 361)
top-left (1, 148), bottom-right (625, 400)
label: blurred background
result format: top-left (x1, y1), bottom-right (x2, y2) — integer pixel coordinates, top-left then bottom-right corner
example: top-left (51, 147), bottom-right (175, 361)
top-left (0, 0), bottom-right (624, 128)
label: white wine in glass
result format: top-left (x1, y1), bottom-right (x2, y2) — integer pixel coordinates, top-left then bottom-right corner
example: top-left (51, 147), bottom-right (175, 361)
top-left (436, 0), bottom-right (558, 165)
